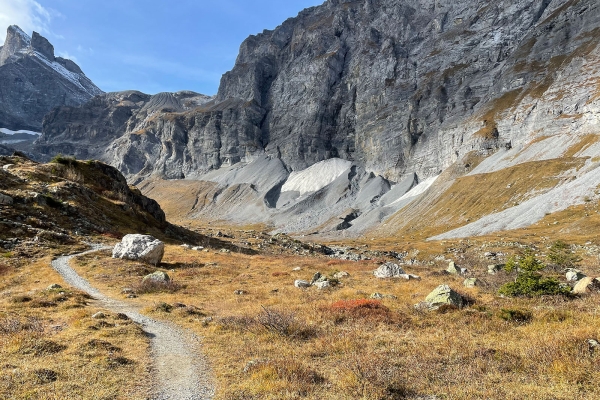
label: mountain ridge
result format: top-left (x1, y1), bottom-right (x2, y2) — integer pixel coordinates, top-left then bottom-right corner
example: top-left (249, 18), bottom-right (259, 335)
top-left (0, 25), bottom-right (102, 131)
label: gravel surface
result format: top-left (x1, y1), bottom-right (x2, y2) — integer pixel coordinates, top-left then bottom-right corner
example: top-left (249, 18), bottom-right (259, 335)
top-left (51, 245), bottom-right (215, 400)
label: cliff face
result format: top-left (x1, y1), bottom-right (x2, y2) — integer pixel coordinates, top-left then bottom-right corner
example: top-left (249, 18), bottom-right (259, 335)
top-left (0, 25), bottom-right (102, 131)
top-left (34, 0), bottom-right (600, 237)
top-left (38, 0), bottom-right (600, 181)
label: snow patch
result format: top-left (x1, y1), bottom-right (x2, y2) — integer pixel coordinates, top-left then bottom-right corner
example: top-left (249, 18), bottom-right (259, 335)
top-left (0, 128), bottom-right (41, 135)
top-left (33, 52), bottom-right (102, 96)
top-left (281, 158), bottom-right (352, 195)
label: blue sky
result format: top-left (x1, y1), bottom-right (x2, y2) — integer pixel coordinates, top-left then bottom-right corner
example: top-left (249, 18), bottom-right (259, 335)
top-left (0, 0), bottom-right (324, 94)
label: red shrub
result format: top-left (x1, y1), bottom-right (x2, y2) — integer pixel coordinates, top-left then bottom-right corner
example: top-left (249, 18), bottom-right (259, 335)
top-left (326, 299), bottom-right (404, 325)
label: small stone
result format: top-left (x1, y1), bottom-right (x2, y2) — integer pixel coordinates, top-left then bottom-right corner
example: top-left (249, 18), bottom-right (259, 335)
top-left (192, 246), bottom-right (204, 251)
top-left (92, 312), bottom-right (106, 319)
top-left (447, 261), bottom-right (459, 274)
top-left (292, 267), bottom-right (302, 271)
top-left (181, 244), bottom-right (191, 249)
top-left (46, 284), bottom-right (62, 290)
top-left (370, 292), bottom-right (384, 299)
top-left (219, 248), bottom-right (230, 253)
top-left (294, 280), bottom-right (311, 288)
top-left (142, 271), bottom-right (170, 283)
top-left (463, 278), bottom-right (478, 288)
top-left (565, 269), bottom-right (586, 282)
top-left (121, 288), bottom-right (134, 294)
top-left (202, 317), bottom-right (213, 326)
top-left (488, 264), bottom-right (502, 275)
top-left (234, 290), bottom-right (247, 295)
top-left (333, 271), bottom-right (350, 279)
top-left (310, 272), bottom-right (324, 284)
top-left (398, 273), bottom-right (421, 280)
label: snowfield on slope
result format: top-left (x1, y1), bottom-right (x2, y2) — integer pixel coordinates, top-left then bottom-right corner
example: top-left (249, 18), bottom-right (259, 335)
top-left (281, 158), bottom-right (352, 195)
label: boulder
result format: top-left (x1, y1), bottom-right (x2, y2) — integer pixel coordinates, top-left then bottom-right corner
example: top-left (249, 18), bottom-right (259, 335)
top-left (112, 234), bottom-right (164, 266)
top-left (573, 277), bottom-right (600, 294)
top-left (373, 262), bottom-right (406, 278)
top-left (0, 192), bottom-right (13, 205)
top-left (294, 280), bottom-right (311, 288)
top-left (565, 269), bottom-right (586, 282)
top-left (419, 284), bottom-right (464, 311)
top-left (447, 261), bottom-right (459, 274)
top-left (142, 271), bottom-right (170, 284)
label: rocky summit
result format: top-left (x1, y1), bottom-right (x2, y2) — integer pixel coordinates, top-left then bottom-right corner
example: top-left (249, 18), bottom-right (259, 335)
top-left (33, 0), bottom-right (600, 238)
top-left (0, 25), bottom-right (102, 132)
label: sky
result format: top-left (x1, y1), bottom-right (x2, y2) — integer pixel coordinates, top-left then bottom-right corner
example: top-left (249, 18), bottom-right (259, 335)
top-left (0, 0), bottom-right (325, 95)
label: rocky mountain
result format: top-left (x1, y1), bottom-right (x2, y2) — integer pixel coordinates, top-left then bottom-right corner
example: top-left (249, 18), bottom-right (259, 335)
top-left (0, 25), bottom-right (102, 131)
top-left (34, 0), bottom-right (600, 239)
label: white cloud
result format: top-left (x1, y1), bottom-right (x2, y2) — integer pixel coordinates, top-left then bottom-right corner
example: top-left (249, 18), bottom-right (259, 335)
top-left (0, 0), bottom-right (56, 44)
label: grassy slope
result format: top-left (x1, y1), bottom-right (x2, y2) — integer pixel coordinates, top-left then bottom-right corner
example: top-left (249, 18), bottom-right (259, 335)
top-left (67, 245), bottom-right (600, 400)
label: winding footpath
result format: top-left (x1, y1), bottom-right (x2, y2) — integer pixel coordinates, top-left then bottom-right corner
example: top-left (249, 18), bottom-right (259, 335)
top-left (51, 245), bottom-right (215, 400)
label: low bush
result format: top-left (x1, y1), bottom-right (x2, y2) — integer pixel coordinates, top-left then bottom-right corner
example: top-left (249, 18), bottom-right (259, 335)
top-left (326, 299), bottom-right (406, 325)
top-left (499, 250), bottom-right (571, 297)
top-left (256, 307), bottom-right (318, 340)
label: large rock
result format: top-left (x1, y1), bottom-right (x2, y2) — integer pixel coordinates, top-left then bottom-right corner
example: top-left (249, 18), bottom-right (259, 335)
top-left (573, 277), bottom-right (600, 294)
top-left (373, 262), bottom-right (406, 278)
top-left (112, 234), bottom-right (165, 266)
top-left (419, 284), bottom-right (464, 311)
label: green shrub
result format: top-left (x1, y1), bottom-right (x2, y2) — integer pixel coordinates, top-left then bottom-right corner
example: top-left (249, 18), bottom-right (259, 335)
top-left (498, 250), bottom-right (571, 297)
top-left (50, 154), bottom-right (77, 166)
top-left (546, 240), bottom-right (581, 268)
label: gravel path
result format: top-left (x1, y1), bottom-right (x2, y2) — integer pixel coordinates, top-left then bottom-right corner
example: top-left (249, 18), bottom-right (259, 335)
top-left (51, 245), bottom-right (215, 400)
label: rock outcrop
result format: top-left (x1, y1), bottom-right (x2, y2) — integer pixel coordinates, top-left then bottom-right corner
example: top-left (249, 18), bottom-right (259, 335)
top-left (0, 25), bottom-right (102, 131)
top-left (112, 234), bottom-right (165, 266)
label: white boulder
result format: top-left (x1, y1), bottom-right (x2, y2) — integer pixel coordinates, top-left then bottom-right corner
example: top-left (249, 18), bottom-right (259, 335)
top-left (373, 262), bottom-right (406, 278)
top-left (112, 234), bottom-right (164, 266)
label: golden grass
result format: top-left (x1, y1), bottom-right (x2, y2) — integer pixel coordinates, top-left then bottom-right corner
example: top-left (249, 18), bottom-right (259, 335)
top-left (0, 252), bottom-right (151, 399)
top-left (68, 244), bottom-right (600, 399)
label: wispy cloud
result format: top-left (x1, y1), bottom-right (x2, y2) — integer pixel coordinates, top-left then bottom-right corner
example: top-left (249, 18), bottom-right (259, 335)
top-left (0, 0), bottom-right (59, 43)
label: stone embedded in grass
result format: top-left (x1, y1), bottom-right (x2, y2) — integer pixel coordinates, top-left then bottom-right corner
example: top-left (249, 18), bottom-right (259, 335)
top-left (46, 283), bottom-right (62, 290)
top-left (311, 272), bottom-right (326, 284)
top-left (416, 284), bottom-right (464, 311)
top-left (112, 234), bottom-right (164, 266)
top-left (463, 278), bottom-right (478, 288)
top-left (234, 290), bottom-right (247, 295)
top-left (294, 280), bottom-right (311, 288)
top-left (565, 268), bottom-right (586, 282)
top-left (373, 262), bottom-right (406, 278)
top-left (488, 264), bottom-right (503, 275)
top-left (573, 277), bottom-right (600, 294)
top-left (192, 246), bottom-right (204, 251)
top-left (314, 280), bottom-right (330, 290)
top-left (292, 267), bottom-right (302, 271)
top-left (333, 271), bottom-right (350, 279)
top-left (447, 261), bottom-right (467, 275)
top-left (92, 312), bottom-right (106, 319)
top-left (398, 273), bottom-right (421, 280)
top-left (142, 271), bottom-right (170, 283)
